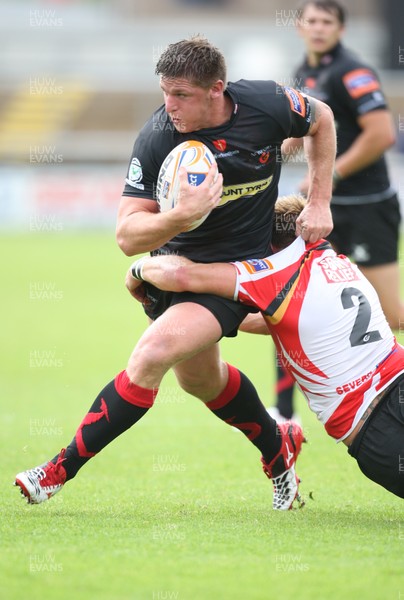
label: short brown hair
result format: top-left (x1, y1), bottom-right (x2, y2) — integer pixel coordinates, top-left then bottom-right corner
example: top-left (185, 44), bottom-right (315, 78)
top-left (299, 0), bottom-right (346, 25)
top-left (272, 195), bottom-right (307, 249)
top-left (155, 36), bottom-right (227, 88)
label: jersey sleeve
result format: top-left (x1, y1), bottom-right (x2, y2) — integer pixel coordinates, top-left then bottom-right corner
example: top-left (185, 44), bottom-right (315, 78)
top-left (231, 79), bottom-right (312, 140)
top-left (122, 108), bottom-right (174, 200)
top-left (122, 127), bottom-right (159, 200)
top-left (233, 257), bottom-right (278, 310)
top-left (233, 238), bottom-right (308, 310)
top-left (279, 85), bottom-right (312, 138)
top-left (334, 63), bottom-right (388, 117)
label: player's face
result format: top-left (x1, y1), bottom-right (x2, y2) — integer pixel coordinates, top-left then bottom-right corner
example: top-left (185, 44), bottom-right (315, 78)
top-left (160, 78), bottom-right (216, 133)
top-left (299, 4), bottom-right (344, 55)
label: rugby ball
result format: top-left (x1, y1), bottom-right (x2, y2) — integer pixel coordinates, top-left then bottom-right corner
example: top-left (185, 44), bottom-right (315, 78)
top-left (156, 140), bottom-right (218, 232)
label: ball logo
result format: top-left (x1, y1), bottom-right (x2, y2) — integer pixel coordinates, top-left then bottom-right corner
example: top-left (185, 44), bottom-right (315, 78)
top-left (188, 173), bottom-right (206, 186)
top-left (189, 173), bottom-right (200, 186)
top-left (156, 140), bottom-right (218, 231)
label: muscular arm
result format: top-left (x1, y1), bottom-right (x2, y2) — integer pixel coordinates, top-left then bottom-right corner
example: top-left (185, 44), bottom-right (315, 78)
top-left (116, 166), bottom-right (223, 256)
top-left (116, 196), bottom-right (180, 256)
top-left (126, 254), bottom-right (236, 298)
top-left (296, 96), bottom-right (336, 243)
top-left (334, 109), bottom-right (396, 179)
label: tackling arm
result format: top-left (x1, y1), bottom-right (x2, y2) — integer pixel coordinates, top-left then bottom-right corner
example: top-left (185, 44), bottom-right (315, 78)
top-left (126, 254), bottom-right (237, 299)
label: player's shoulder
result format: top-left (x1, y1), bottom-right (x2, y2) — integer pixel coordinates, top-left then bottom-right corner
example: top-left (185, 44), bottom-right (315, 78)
top-left (330, 45), bottom-right (386, 106)
top-left (279, 236), bottom-right (307, 260)
top-left (228, 79), bottom-right (300, 125)
top-left (332, 44), bottom-right (379, 79)
top-left (228, 79), bottom-right (279, 102)
top-left (264, 237), bottom-right (307, 272)
top-left (259, 237), bottom-right (307, 271)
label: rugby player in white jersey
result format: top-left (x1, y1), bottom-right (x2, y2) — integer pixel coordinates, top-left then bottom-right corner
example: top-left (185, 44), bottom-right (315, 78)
top-left (127, 194), bottom-right (404, 499)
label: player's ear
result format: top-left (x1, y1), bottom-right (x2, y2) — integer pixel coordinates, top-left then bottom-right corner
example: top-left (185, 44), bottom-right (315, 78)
top-left (210, 80), bottom-right (225, 99)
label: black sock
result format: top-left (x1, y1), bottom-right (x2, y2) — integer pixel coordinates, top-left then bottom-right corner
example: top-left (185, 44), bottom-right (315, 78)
top-left (275, 351), bottom-right (295, 419)
top-left (205, 364), bottom-right (281, 463)
top-left (52, 370), bottom-right (157, 480)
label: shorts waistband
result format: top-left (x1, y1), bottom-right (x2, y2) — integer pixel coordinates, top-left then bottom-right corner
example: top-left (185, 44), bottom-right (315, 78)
top-left (344, 384), bottom-right (392, 448)
top-left (331, 187), bottom-right (396, 205)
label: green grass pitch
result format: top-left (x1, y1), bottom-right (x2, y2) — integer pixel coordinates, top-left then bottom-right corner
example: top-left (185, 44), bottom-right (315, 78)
top-left (1, 231), bottom-right (404, 600)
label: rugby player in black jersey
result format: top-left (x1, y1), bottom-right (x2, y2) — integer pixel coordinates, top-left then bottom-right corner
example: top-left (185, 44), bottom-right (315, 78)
top-left (15, 36), bottom-right (335, 510)
top-left (255, 0), bottom-right (403, 423)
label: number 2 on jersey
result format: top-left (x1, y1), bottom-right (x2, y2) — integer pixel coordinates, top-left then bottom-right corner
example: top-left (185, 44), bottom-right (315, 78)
top-left (341, 287), bottom-right (382, 347)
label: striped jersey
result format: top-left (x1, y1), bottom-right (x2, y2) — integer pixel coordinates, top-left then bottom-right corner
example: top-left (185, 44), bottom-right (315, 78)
top-left (233, 237), bottom-right (404, 441)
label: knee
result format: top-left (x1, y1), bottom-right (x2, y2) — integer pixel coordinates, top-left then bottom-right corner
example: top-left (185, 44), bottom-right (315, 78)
top-left (126, 335), bottom-right (172, 384)
top-left (175, 363), bottom-right (228, 401)
top-left (176, 376), bottom-right (216, 400)
top-left (175, 372), bottom-right (202, 396)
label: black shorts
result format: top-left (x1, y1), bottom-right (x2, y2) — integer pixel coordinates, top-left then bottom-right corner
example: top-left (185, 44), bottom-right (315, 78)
top-left (328, 194), bottom-right (401, 267)
top-left (348, 373), bottom-right (404, 499)
top-left (141, 282), bottom-right (258, 338)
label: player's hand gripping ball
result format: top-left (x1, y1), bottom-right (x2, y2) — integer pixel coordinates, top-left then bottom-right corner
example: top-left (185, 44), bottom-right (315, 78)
top-left (156, 140), bottom-right (218, 231)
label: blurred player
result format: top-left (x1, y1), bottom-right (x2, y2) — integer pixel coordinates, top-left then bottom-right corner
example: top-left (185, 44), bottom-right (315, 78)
top-left (261, 0), bottom-right (403, 422)
top-left (127, 195), bottom-right (404, 499)
top-left (14, 36), bottom-right (336, 510)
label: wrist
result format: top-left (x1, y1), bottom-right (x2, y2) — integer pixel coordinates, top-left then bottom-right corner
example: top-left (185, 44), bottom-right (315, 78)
top-left (130, 257), bottom-right (148, 281)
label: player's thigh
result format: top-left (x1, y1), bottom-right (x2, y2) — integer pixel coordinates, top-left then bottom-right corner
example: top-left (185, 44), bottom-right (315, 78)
top-left (173, 343), bottom-right (228, 401)
top-left (129, 302), bottom-right (222, 377)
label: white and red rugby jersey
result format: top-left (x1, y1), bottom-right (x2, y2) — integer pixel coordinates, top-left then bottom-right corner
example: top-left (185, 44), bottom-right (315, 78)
top-left (233, 237), bottom-right (404, 441)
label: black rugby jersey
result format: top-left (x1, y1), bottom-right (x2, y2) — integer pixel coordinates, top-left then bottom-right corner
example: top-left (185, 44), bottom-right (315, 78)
top-left (123, 80), bottom-right (311, 262)
top-left (294, 42), bottom-right (391, 198)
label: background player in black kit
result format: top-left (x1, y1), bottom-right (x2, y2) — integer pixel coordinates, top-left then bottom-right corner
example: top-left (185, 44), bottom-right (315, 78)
top-left (255, 0), bottom-right (403, 422)
top-left (15, 36), bottom-right (335, 511)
